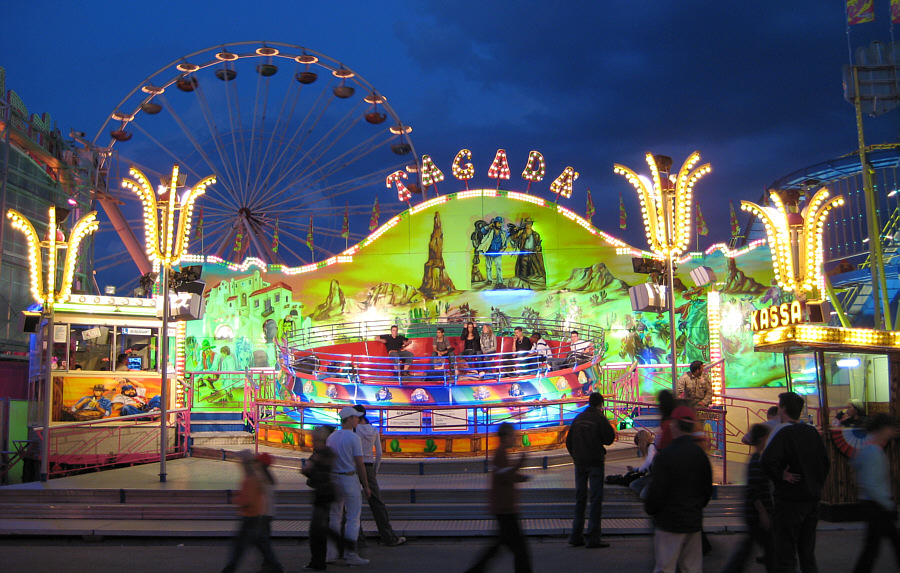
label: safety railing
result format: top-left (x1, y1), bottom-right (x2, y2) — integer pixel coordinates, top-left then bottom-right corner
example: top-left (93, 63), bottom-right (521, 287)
top-left (252, 394), bottom-right (724, 456)
top-left (34, 407), bottom-right (191, 478)
top-left (281, 316), bottom-right (606, 386)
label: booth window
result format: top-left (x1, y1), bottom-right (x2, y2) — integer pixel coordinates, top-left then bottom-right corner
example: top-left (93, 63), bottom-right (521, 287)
top-left (822, 352), bottom-right (889, 421)
top-left (785, 352), bottom-right (822, 424)
top-left (116, 326), bottom-right (159, 371)
top-left (69, 325), bottom-right (112, 371)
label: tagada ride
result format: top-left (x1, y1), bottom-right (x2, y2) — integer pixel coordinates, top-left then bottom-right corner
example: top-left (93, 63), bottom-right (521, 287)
top-left (255, 317), bottom-right (611, 458)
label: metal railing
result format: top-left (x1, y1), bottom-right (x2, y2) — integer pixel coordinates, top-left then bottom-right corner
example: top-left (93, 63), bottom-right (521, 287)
top-left (281, 316), bottom-right (606, 386)
top-left (34, 407), bottom-right (191, 478)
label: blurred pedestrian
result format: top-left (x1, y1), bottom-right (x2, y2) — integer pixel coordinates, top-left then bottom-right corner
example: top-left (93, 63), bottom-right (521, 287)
top-left (566, 392), bottom-right (616, 548)
top-left (463, 422), bottom-right (532, 573)
top-left (326, 407), bottom-right (371, 566)
top-left (300, 426), bottom-right (344, 571)
top-left (850, 413), bottom-right (900, 573)
top-left (353, 404), bottom-right (406, 547)
top-left (760, 391), bottom-right (829, 573)
top-left (644, 406), bottom-right (713, 573)
top-left (222, 450), bottom-right (284, 573)
top-left (721, 423), bottom-right (775, 573)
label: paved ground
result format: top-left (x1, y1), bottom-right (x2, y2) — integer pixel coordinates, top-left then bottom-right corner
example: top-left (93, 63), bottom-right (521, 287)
top-left (1, 529), bottom-right (897, 573)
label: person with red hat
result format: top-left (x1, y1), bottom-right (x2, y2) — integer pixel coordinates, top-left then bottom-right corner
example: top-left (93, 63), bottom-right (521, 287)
top-left (221, 450), bottom-right (283, 573)
top-left (644, 405), bottom-right (712, 573)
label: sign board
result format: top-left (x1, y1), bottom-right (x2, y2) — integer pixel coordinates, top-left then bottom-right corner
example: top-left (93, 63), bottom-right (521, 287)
top-left (750, 300), bottom-right (803, 332)
top-left (431, 410), bottom-right (468, 430)
top-left (53, 324), bottom-right (68, 343)
top-left (122, 327), bottom-right (152, 336)
top-left (385, 410), bottom-right (422, 430)
top-left (82, 327), bottom-right (102, 340)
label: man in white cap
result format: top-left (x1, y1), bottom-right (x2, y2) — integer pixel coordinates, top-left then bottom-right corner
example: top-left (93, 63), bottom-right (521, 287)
top-left (326, 406), bottom-right (372, 566)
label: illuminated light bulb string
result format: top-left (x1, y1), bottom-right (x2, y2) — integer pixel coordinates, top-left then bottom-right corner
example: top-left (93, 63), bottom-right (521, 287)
top-left (740, 187), bottom-right (843, 295)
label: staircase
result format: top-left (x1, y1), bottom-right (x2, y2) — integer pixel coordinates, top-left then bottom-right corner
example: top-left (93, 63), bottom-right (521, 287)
top-left (189, 411), bottom-right (254, 448)
top-left (0, 460), bottom-right (747, 538)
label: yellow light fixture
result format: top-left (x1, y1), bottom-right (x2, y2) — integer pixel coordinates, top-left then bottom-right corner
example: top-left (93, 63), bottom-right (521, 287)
top-left (121, 164), bottom-right (215, 266)
top-left (6, 206), bottom-right (98, 307)
top-left (740, 187), bottom-right (843, 294)
top-left (613, 152), bottom-right (710, 257)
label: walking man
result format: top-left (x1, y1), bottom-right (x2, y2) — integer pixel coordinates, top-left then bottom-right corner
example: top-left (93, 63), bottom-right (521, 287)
top-left (463, 422), bottom-right (532, 573)
top-left (644, 406), bottom-right (713, 573)
top-left (761, 391), bottom-right (829, 573)
top-left (353, 405), bottom-right (406, 548)
top-left (326, 407), bottom-right (372, 566)
top-left (566, 392), bottom-right (616, 548)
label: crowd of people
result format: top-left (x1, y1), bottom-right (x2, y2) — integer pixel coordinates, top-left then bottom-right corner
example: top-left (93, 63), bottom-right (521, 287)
top-left (220, 387), bottom-right (899, 572)
top-left (372, 323), bottom-right (594, 381)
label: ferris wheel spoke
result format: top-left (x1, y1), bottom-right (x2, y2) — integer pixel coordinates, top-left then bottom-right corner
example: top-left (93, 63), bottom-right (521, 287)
top-left (249, 74), bottom-right (304, 202)
top-left (243, 69), bottom-right (269, 198)
top-left (250, 94), bottom-right (339, 203)
top-left (128, 121), bottom-right (218, 187)
top-left (277, 226), bottom-right (336, 259)
top-left (246, 82), bottom-right (330, 207)
top-left (244, 87), bottom-right (337, 209)
top-left (281, 101), bottom-right (366, 186)
top-left (156, 94), bottom-right (246, 207)
top-left (278, 133), bottom-right (393, 203)
top-left (268, 231), bottom-right (308, 265)
top-left (190, 80), bottom-right (244, 196)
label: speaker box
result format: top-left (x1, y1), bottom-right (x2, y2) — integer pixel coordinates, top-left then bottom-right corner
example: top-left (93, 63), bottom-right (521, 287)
top-left (806, 300), bottom-right (832, 323)
top-left (18, 311), bottom-right (41, 333)
top-left (690, 266), bottom-right (716, 286)
top-left (629, 283), bottom-right (668, 313)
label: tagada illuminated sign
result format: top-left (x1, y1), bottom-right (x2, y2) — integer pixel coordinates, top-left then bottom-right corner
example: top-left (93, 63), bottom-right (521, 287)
top-left (750, 300), bottom-right (803, 332)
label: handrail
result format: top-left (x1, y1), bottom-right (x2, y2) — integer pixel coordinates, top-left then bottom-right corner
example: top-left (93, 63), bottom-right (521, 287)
top-left (280, 316), bottom-right (606, 386)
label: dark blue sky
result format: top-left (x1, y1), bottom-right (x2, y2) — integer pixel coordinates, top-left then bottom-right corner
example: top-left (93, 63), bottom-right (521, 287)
top-left (3, 0), bottom-right (899, 282)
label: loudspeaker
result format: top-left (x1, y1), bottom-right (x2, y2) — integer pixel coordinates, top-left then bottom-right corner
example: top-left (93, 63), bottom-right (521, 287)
top-left (18, 310), bottom-right (41, 333)
top-left (629, 283), bottom-right (668, 313)
top-left (806, 300), bottom-right (832, 323)
top-left (690, 266), bottom-right (716, 287)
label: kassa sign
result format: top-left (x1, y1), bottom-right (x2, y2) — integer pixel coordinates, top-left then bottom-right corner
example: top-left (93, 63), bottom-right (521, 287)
top-left (750, 300), bottom-right (803, 332)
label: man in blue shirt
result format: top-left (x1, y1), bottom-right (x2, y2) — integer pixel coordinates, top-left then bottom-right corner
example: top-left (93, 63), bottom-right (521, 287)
top-left (850, 413), bottom-right (900, 573)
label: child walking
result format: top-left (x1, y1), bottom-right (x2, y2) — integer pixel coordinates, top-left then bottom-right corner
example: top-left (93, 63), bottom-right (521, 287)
top-left (222, 450), bottom-right (284, 573)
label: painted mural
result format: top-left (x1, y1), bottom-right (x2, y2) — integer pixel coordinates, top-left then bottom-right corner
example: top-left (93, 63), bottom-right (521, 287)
top-left (184, 191), bottom-right (787, 404)
top-left (55, 374), bottom-right (165, 422)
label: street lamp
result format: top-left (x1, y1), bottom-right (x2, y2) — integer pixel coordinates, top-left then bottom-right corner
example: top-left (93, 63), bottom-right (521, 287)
top-left (122, 164), bottom-right (214, 482)
top-left (6, 206), bottom-right (98, 482)
top-left (614, 152), bottom-right (711, 392)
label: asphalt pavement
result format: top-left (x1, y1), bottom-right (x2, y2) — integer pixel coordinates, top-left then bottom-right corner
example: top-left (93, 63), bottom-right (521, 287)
top-left (1, 529), bottom-right (896, 573)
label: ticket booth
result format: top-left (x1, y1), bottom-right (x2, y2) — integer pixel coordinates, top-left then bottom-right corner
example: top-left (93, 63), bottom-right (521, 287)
top-left (25, 296), bottom-right (182, 475)
top-left (753, 324), bottom-right (900, 519)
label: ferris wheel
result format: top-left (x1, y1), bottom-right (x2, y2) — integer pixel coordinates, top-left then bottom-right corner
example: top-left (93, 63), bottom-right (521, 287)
top-left (92, 41), bottom-right (418, 288)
